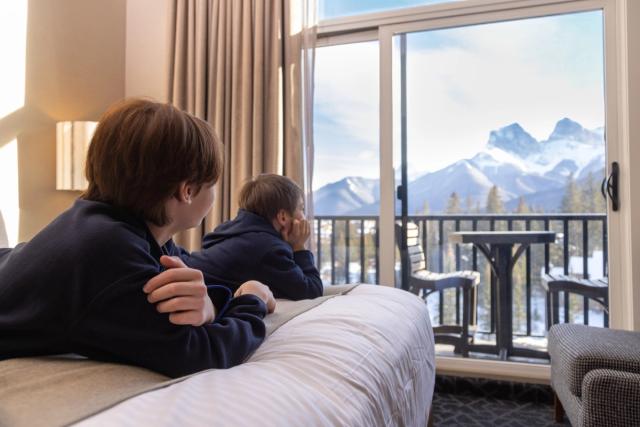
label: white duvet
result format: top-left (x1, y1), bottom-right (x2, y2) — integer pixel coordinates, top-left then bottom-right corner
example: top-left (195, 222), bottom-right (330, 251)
top-left (77, 285), bottom-right (435, 427)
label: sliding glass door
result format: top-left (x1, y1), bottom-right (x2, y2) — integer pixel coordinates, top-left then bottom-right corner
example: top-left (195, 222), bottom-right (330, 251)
top-left (381, 1), bottom-right (618, 361)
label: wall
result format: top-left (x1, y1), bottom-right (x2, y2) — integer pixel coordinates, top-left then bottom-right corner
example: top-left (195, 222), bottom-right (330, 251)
top-left (125, 0), bottom-right (172, 100)
top-left (0, 0), bottom-right (126, 243)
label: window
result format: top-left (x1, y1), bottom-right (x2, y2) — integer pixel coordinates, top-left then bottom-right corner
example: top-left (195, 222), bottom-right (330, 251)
top-left (319, 0), bottom-right (463, 20)
top-left (313, 41), bottom-right (380, 284)
top-left (313, 0), bottom-right (621, 371)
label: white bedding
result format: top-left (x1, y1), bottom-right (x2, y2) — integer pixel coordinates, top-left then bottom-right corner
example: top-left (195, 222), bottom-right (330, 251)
top-left (77, 285), bottom-right (435, 427)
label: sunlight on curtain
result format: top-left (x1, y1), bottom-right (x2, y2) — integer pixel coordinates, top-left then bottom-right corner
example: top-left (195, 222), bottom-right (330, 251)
top-left (0, 139), bottom-right (20, 247)
top-left (0, 0), bottom-right (28, 120)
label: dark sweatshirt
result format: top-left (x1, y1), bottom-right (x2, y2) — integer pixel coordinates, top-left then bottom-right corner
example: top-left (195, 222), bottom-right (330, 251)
top-left (184, 209), bottom-right (323, 300)
top-left (0, 199), bottom-right (267, 378)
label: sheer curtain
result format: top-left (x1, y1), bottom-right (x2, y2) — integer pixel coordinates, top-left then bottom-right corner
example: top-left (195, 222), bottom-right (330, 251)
top-left (300, 0), bottom-right (317, 251)
top-left (0, 210), bottom-right (8, 248)
top-left (285, 0), bottom-right (317, 250)
top-left (168, 0), bottom-right (316, 250)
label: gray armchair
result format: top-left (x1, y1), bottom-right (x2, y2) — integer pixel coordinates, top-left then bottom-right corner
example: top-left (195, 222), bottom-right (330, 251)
top-left (548, 324), bottom-right (640, 426)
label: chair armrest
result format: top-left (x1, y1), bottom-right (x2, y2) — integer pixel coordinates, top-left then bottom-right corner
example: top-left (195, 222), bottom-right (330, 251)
top-left (549, 324), bottom-right (640, 397)
top-left (582, 369), bottom-right (640, 427)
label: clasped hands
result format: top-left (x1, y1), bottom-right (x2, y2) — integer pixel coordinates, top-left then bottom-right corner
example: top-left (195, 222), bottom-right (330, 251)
top-left (144, 256), bottom-right (276, 327)
top-left (281, 219), bottom-right (311, 252)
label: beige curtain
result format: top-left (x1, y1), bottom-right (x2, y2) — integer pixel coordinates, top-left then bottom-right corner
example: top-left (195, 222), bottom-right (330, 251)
top-left (169, 0), bottom-right (316, 250)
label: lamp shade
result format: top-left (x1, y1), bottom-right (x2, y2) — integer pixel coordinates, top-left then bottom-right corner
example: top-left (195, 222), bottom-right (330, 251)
top-left (56, 121), bottom-right (97, 190)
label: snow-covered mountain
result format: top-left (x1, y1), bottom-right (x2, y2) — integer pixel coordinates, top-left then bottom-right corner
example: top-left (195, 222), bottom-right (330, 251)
top-left (407, 159), bottom-right (497, 213)
top-left (469, 148), bottom-right (560, 197)
top-left (487, 123), bottom-right (540, 158)
top-left (314, 118), bottom-right (605, 215)
top-left (548, 117), bottom-right (602, 144)
top-left (484, 118), bottom-right (604, 175)
top-left (314, 177), bottom-right (379, 215)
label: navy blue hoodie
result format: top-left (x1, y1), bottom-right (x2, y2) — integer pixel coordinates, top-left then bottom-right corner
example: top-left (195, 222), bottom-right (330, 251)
top-left (185, 209), bottom-right (323, 300)
top-left (0, 200), bottom-right (267, 378)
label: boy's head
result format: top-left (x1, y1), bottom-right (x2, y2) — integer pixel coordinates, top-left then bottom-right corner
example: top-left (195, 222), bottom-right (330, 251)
top-left (238, 174), bottom-right (305, 231)
top-left (84, 99), bottom-right (222, 227)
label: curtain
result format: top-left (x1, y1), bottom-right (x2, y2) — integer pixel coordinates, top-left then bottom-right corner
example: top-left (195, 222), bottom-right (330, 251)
top-left (168, 0), bottom-right (316, 251)
top-left (290, 0), bottom-right (317, 251)
top-left (0, 210), bottom-right (7, 248)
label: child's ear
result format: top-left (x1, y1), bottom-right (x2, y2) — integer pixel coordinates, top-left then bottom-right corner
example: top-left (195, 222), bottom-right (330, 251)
top-left (276, 209), bottom-right (288, 226)
top-left (176, 181), bottom-right (193, 204)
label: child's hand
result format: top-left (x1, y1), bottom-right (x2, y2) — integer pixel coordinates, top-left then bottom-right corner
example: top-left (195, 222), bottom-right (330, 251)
top-left (143, 256), bottom-right (216, 326)
top-left (282, 219), bottom-right (310, 252)
top-left (235, 280), bottom-right (276, 313)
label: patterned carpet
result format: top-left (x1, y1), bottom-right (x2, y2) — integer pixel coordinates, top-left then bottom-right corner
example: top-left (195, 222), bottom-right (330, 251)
top-left (432, 376), bottom-right (570, 426)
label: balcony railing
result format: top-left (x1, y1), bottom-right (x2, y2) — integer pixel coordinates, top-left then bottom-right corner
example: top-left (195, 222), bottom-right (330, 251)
top-left (314, 213), bottom-right (608, 339)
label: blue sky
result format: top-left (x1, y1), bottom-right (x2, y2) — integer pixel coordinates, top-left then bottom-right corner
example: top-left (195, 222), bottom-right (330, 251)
top-left (319, 0), bottom-right (461, 20)
top-left (313, 4), bottom-right (605, 189)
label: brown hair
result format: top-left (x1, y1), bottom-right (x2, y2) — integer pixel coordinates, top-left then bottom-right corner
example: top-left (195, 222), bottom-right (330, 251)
top-left (238, 174), bottom-right (304, 220)
top-left (83, 98), bottom-right (222, 226)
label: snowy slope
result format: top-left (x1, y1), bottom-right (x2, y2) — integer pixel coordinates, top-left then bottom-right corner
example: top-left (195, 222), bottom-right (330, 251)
top-left (314, 118), bottom-right (605, 214)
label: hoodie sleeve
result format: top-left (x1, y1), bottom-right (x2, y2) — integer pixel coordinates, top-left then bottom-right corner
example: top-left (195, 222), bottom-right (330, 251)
top-left (259, 243), bottom-right (323, 300)
top-left (72, 234), bottom-right (267, 378)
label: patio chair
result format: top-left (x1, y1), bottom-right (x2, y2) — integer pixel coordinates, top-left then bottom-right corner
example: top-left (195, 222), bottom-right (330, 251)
top-left (541, 274), bottom-right (608, 328)
top-left (396, 222), bottom-right (480, 357)
top-left (548, 324), bottom-right (640, 426)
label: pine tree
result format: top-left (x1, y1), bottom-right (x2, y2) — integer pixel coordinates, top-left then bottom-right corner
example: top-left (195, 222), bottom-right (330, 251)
top-left (333, 220), bottom-right (347, 284)
top-left (485, 185), bottom-right (504, 213)
top-left (581, 171), bottom-right (606, 214)
top-left (421, 200), bottom-right (430, 215)
top-left (511, 195), bottom-right (529, 332)
top-left (439, 192), bottom-right (462, 324)
top-left (515, 196), bottom-right (529, 214)
top-left (446, 192), bottom-right (461, 214)
top-left (560, 173), bottom-right (581, 213)
top-left (559, 173), bottom-right (588, 306)
top-left (465, 195), bottom-right (474, 214)
top-left (579, 171), bottom-right (606, 254)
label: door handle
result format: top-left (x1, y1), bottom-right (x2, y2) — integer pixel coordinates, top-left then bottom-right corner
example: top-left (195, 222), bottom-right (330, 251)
top-left (396, 184), bottom-right (405, 201)
top-left (601, 161), bottom-right (619, 211)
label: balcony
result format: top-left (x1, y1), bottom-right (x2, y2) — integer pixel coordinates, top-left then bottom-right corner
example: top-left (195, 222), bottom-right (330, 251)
top-left (314, 213), bottom-right (608, 361)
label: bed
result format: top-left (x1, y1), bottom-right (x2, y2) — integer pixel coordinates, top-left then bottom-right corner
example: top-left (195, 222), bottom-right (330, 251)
top-left (0, 284), bottom-right (435, 427)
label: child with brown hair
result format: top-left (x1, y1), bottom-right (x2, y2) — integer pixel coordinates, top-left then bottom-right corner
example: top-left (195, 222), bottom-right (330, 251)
top-left (185, 173), bottom-right (323, 300)
top-left (0, 99), bottom-right (274, 378)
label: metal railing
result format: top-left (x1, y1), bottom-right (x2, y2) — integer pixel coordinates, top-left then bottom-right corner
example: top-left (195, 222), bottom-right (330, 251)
top-left (314, 213), bottom-right (607, 337)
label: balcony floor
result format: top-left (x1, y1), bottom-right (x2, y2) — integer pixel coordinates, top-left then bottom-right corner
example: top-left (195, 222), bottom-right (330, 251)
top-left (435, 332), bottom-right (550, 364)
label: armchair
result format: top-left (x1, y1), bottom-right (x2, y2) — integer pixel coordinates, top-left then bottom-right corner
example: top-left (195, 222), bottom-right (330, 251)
top-left (548, 324), bottom-right (640, 426)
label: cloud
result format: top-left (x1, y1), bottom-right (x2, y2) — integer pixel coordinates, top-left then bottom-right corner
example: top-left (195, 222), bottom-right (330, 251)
top-left (402, 12), bottom-right (604, 172)
top-left (313, 10), bottom-right (605, 187)
top-left (314, 41), bottom-right (379, 148)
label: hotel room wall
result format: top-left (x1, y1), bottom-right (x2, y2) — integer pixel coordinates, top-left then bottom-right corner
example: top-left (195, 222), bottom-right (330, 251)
top-left (125, 0), bottom-right (172, 101)
top-left (5, 0), bottom-right (126, 243)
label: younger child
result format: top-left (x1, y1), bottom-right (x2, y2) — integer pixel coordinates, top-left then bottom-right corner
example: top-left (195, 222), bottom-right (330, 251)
top-left (186, 174), bottom-right (323, 300)
top-left (0, 99), bottom-right (275, 378)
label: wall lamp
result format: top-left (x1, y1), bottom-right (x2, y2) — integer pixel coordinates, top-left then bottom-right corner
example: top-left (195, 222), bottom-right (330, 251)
top-left (56, 121), bottom-right (97, 191)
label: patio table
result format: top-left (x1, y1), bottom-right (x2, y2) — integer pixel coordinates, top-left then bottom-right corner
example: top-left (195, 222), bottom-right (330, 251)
top-left (449, 231), bottom-right (556, 360)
